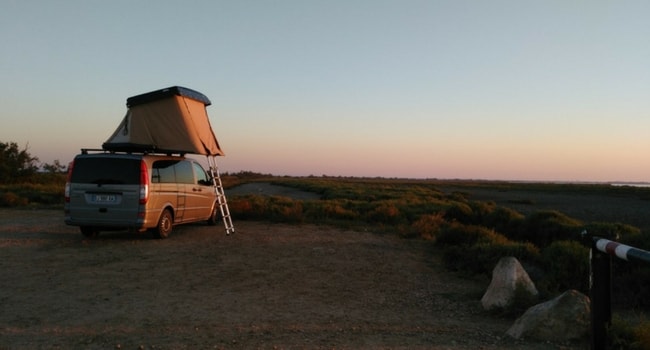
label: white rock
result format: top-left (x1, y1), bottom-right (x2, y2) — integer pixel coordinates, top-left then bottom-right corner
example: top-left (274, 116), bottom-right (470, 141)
top-left (506, 289), bottom-right (590, 341)
top-left (481, 256), bottom-right (538, 310)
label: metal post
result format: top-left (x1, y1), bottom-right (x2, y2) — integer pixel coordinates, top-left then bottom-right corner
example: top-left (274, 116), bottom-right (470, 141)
top-left (583, 230), bottom-right (650, 349)
top-left (590, 242), bottom-right (612, 350)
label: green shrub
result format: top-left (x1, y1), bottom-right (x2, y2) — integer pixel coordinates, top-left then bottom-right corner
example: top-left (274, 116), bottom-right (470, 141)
top-left (467, 200), bottom-right (497, 223)
top-left (229, 195), bottom-right (269, 220)
top-left (510, 210), bottom-right (583, 248)
top-left (446, 191), bottom-right (470, 202)
top-left (483, 206), bottom-right (525, 236)
top-left (584, 222), bottom-right (640, 242)
top-left (585, 222), bottom-right (648, 252)
top-left (367, 203), bottom-right (402, 225)
top-left (443, 201), bottom-right (474, 224)
top-left (443, 199), bottom-right (524, 231)
top-left (437, 223), bottom-right (506, 247)
top-left (268, 196), bottom-right (304, 223)
top-left (635, 321), bottom-right (650, 350)
top-left (398, 197), bottom-right (449, 224)
top-left (441, 236), bottom-right (539, 275)
top-left (608, 315), bottom-right (650, 350)
top-left (410, 212), bottom-right (446, 240)
top-left (318, 201), bottom-right (360, 221)
top-left (537, 240), bottom-right (590, 295)
top-left (229, 195), bottom-right (305, 223)
top-left (0, 180), bottom-right (64, 207)
top-left (0, 191), bottom-right (28, 207)
top-left (611, 263), bottom-right (650, 309)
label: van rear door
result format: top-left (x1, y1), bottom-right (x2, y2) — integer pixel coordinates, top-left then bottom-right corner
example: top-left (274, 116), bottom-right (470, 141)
top-left (67, 156), bottom-right (141, 226)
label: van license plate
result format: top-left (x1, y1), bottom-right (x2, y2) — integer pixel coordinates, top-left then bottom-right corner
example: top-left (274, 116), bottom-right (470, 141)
top-left (93, 194), bottom-right (116, 203)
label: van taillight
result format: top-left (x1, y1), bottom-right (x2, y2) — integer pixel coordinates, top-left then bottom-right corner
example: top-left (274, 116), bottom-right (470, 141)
top-left (139, 160), bottom-right (149, 204)
top-left (64, 161), bottom-right (74, 203)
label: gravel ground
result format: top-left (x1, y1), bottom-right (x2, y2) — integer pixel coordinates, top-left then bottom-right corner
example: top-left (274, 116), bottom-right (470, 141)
top-left (0, 206), bottom-right (584, 349)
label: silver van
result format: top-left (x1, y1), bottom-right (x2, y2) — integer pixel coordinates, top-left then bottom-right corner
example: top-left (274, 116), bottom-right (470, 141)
top-left (64, 151), bottom-right (220, 238)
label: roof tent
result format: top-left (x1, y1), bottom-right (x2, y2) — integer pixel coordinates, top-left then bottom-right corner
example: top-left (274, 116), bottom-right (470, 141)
top-left (103, 86), bottom-right (225, 156)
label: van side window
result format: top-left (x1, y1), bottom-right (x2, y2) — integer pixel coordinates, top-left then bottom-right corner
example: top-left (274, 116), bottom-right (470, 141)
top-left (152, 160), bottom-right (179, 183)
top-left (193, 163), bottom-right (212, 186)
top-left (174, 161), bottom-right (195, 184)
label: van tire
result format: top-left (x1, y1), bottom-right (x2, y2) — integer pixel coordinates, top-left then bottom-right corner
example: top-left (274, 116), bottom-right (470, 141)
top-left (153, 209), bottom-right (173, 239)
top-left (207, 203), bottom-right (220, 225)
top-left (80, 226), bottom-right (99, 238)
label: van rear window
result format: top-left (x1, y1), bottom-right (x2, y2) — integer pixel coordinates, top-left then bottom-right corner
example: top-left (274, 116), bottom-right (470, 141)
top-left (71, 158), bottom-right (141, 185)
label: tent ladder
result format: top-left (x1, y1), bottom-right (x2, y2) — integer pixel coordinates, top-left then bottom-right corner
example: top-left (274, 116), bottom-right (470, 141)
top-left (207, 156), bottom-right (235, 235)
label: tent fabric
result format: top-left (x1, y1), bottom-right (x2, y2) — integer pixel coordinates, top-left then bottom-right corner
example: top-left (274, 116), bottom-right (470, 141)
top-left (103, 87), bottom-right (224, 156)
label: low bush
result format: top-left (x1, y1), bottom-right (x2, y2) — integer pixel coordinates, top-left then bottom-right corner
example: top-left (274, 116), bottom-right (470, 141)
top-left (229, 195), bottom-right (305, 223)
top-left (612, 262), bottom-right (650, 309)
top-left (269, 196), bottom-right (304, 223)
top-left (467, 200), bottom-right (497, 224)
top-left (537, 240), bottom-right (590, 295)
top-left (442, 199), bottom-right (525, 233)
top-left (437, 223), bottom-right (506, 247)
top-left (310, 201), bottom-right (360, 221)
top-left (585, 222), bottom-right (647, 249)
top-left (608, 315), bottom-right (650, 350)
top-left (442, 240), bottom-right (540, 275)
top-left (438, 223), bottom-right (540, 275)
top-left (443, 201), bottom-right (473, 224)
top-left (0, 181), bottom-right (64, 207)
top-left (583, 222), bottom-right (641, 242)
top-left (366, 203), bottom-right (402, 225)
top-left (410, 212), bottom-right (446, 240)
top-left (228, 195), bottom-right (269, 220)
top-left (482, 206), bottom-right (525, 236)
top-left (0, 191), bottom-right (29, 207)
top-left (508, 210), bottom-right (583, 248)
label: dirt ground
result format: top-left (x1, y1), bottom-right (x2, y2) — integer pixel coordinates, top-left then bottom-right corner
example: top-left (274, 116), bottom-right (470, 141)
top-left (0, 204), bottom-right (586, 350)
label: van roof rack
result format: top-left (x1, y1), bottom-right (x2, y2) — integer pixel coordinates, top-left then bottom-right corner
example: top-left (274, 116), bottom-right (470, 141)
top-left (80, 148), bottom-right (186, 157)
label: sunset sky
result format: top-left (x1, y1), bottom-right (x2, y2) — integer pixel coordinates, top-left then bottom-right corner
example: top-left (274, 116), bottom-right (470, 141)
top-left (1, 1), bottom-right (649, 182)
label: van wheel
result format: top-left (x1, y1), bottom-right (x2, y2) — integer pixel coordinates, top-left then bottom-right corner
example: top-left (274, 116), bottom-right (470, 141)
top-left (80, 226), bottom-right (99, 238)
top-left (153, 209), bottom-right (173, 239)
top-left (207, 203), bottom-right (220, 226)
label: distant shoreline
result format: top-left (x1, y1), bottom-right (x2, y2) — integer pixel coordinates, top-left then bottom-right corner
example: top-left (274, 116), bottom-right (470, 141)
top-left (610, 182), bottom-right (650, 188)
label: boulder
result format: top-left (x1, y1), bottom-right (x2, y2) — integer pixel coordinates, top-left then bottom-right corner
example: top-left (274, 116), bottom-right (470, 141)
top-left (481, 257), bottom-right (538, 310)
top-left (506, 289), bottom-right (590, 341)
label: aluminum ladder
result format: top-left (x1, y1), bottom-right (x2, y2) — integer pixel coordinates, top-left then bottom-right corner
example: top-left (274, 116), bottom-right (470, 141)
top-left (207, 156), bottom-right (235, 235)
